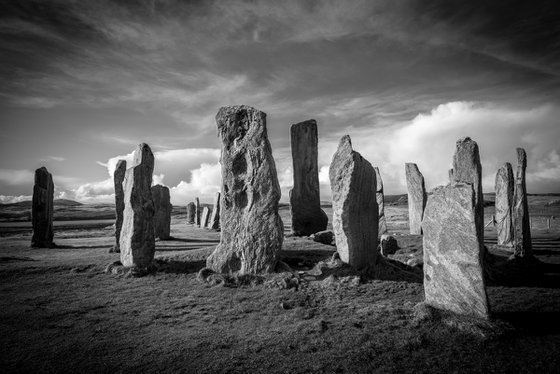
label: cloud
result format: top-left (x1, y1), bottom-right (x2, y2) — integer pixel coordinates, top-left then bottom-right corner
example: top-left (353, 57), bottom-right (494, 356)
top-left (0, 195), bottom-right (32, 204)
top-left (169, 163), bottom-right (221, 205)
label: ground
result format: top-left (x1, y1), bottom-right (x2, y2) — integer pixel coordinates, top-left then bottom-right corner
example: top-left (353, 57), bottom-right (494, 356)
top-left (1, 199), bottom-right (560, 373)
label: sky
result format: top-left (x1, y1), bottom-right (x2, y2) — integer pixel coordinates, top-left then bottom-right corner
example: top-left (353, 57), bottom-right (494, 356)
top-left (1, 0), bottom-right (559, 205)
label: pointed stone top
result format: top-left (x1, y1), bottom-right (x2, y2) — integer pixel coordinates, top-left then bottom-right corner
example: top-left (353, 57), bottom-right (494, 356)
top-left (405, 162), bottom-right (420, 171)
top-left (455, 137), bottom-right (479, 152)
top-left (338, 134), bottom-right (352, 150)
top-left (34, 167), bottom-right (52, 187)
top-left (132, 143), bottom-right (154, 169)
top-left (116, 159), bottom-right (127, 170)
top-left (516, 148), bottom-right (527, 166)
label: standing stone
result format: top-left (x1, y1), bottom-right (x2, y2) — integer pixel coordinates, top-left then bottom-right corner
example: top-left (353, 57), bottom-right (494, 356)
top-left (209, 192), bottom-right (221, 230)
top-left (120, 143), bottom-right (155, 268)
top-left (329, 135), bottom-right (378, 269)
top-left (513, 148), bottom-right (532, 258)
top-left (452, 137), bottom-right (483, 240)
top-left (423, 183), bottom-right (490, 319)
top-left (206, 105), bottom-right (284, 274)
top-left (151, 185), bottom-right (172, 240)
top-left (111, 160), bottom-right (127, 252)
top-left (374, 167), bottom-right (388, 235)
top-left (495, 163), bottom-right (514, 247)
top-left (405, 163), bottom-right (427, 235)
top-left (289, 119), bottom-right (328, 236)
top-left (186, 202), bottom-right (196, 224)
top-left (195, 197), bottom-right (201, 226)
top-left (200, 206), bottom-right (211, 229)
top-left (31, 167), bottom-right (55, 248)
top-left (448, 168), bottom-right (455, 184)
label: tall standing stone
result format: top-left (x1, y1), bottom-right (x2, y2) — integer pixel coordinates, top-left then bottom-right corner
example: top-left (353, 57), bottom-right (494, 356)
top-left (151, 185), bottom-right (172, 240)
top-left (206, 105), bottom-right (284, 274)
top-left (423, 183), bottom-right (490, 319)
top-left (111, 160), bottom-right (127, 252)
top-left (289, 119), bottom-right (328, 236)
top-left (186, 202), bottom-right (196, 224)
top-left (120, 143), bottom-right (155, 268)
top-left (513, 148), bottom-right (532, 258)
top-left (329, 135), bottom-right (378, 269)
top-left (374, 167), bottom-right (388, 235)
top-left (200, 206), bottom-right (211, 229)
top-left (405, 163), bottom-right (427, 235)
top-left (495, 163), bottom-right (514, 247)
top-left (31, 167), bottom-right (55, 248)
top-left (452, 137), bottom-right (483, 240)
top-left (209, 192), bottom-right (221, 230)
top-left (195, 197), bottom-right (201, 227)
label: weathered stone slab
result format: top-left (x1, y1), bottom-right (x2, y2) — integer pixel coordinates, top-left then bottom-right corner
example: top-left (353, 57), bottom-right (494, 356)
top-left (422, 183), bottom-right (490, 319)
top-left (186, 202), bottom-right (196, 224)
top-left (495, 162), bottom-right (514, 247)
top-left (513, 148), bottom-right (532, 257)
top-left (405, 163), bottom-right (426, 235)
top-left (111, 160), bottom-right (127, 252)
top-left (120, 143), bottom-right (155, 268)
top-left (374, 167), bottom-right (388, 235)
top-left (289, 119), bottom-right (328, 236)
top-left (31, 167), bottom-right (55, 248)
top-left (195, 197), bottom-right (201, 226)
top-left (452, 137), bottom-right (483, 239)
top-left (329, 135), bottom-right (378, 269)
top-left (200, 206), bottom-right (210, 229)
top-left (151, 185), bottom-right (172, 240)
top-left (206, 105), bottom-right (284, 274)
top-left (209, 192), bottom-right (221, 230)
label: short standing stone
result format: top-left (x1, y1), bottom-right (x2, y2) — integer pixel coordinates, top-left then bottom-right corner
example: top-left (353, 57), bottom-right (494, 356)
top-left (195, 197), bottom-right (201, 226)
top-left (206, 105), bottom-right (284, 274)
top-left (379, 234), bottom-right (398, 256)
top-left (513, 148), bottom-right (532, 257)
top-left (31, 167), bottom-right (55, 248)
top-left (422, 183), bottom-right (490, 319)
top-left (151, 184), bottom-right (172, 240)
top-left (448, 168), bottom-right (454, 184)
top-left (452, 137), bottom-right (483, 240)
top-left (186, 202), bottom-right (196, 224)
top-left (111, 160), bottom-right (127, 252)
top-left (374, 167), bottom-right (388, 235)
top-left (289, 119), bottom-right (328, 236)
top-left (120, 143), bottom-right (155, 268)
top-left (200, 206), bottom-right (210, 229)
top-left (209, 192), bottom-right (221, 230)
top-left (495, 163), bottom-right (514, 247)
top-left (405, 163), bottom-right (426, 235)
top-left (329, 135), bottom-right (378, 268)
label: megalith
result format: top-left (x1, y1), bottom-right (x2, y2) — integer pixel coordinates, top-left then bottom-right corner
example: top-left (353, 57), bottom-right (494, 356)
top-left (405, 163), bottom-right (426, 235)
top-left (195, 197), bottom-right (201, 226)
top-left (452, 137), bottom-right (483, 239)
top-left (448, 168), bottom-right (455, 184)
top-left (151, 184), bottom-right (172, 240)
top-left (374, 167), bottom-right (388, 235)
top-left (120, 143), bottom-right (155, 268)
top-left (495, 163), bottom-right (514, 247)
top-left (31, 167), bottom-right (55, 248)
top-left (186, 202), bottom-right (196, 224)
top-left (329, 135), bottom-right (378, 269)
top-left (111, 160), bottom-right (127, 252)
top-left (200, 206), bottom-right (210, 229)
top-left (422, 183), bottom-right (490, 319)
top-left (289, 119), bottom-right (328, 236)
top-left (513, 148), bottom-right (532, 258)
top-left (209, 192), bottom-right (221, 230)
top-left (206, 105), bottom-right (284, 274)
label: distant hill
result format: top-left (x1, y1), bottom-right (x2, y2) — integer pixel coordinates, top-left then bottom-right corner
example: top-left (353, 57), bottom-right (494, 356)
top-left (54, 199), bottom-right (83, 206)
top-left (0, 199), bottom-right (82, 208)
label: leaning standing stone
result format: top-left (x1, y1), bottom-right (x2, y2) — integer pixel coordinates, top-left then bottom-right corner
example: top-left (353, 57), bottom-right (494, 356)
top-left (200, 206), bottom-right (211, 229)
top-left (329, 135), bottom-right (378, 269)
top-left (120, 143), bottom-right (155, 268)
top-left (289, 119), bottom-right (328, 236)
top-left (206, 105), bottom-right (284, 274)
top-left (513, 148), bottom-right (532, 258)
top-left (405, 163), bottom-right (427, 235)
top-left (31, 167), bottom-right (55, 248)
top-left (495, 163), bottom-right (514, 247)
top-left (423, 183), bottom-right (490, 319)
top-left (111, 160), bottom-right (127, 252)
top-left (374, 167), bottom-right (388, 235)
top-left (209, 192), bottom-right (221, 230)
top-left (151, 185), bottom-right (172, 240)
top-left (186, 202), bottom-right (196, 224)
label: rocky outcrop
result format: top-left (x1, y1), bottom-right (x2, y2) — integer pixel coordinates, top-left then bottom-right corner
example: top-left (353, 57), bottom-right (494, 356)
top-left (120, 143), bottom-right (155, 268)
top-left (422, 183), bottom-right (490, 319)
top-left (513, 148), bottom-right (532, 258)
top-left (374, 167), bottom-right (388, 235)
top-left (405, 163), bottom-right (426, 235)
top-left (329, 135), bottom-right (378, 269)
top-left (111, 160), bottom-right (127, 252)
top-left (151, 184), bottom-right (172, 240)
top-left (206, 105), bottom-right (284, 274)
top-left (289, 119), bottom-right (328, 236)
top-left (209, 192), bottom-right (221, 230)
top-left (186, 202), bottom-right (196, 224)
top-left (31, 167), bottom-right (55, 248)
top-left (495, 163), bottom-right (514, 247)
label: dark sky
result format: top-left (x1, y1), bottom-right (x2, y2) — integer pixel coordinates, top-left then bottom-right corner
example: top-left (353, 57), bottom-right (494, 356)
top-left (1, 0), bottom-right (559, 203)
